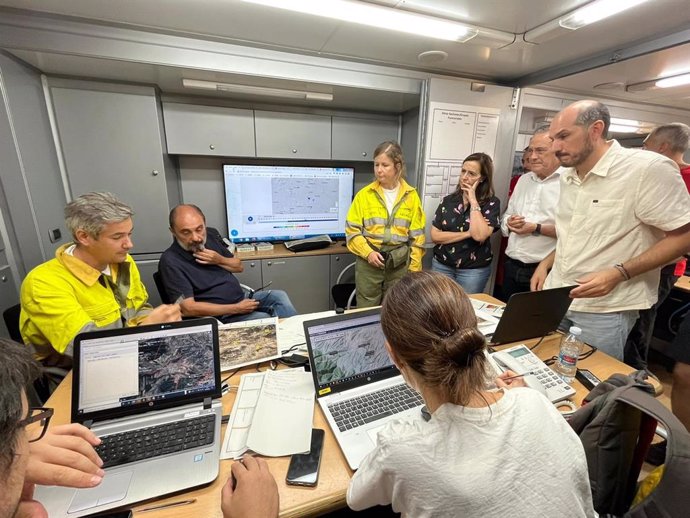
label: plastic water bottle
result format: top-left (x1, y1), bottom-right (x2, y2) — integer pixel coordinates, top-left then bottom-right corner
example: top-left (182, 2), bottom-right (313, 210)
top-left (555, 326), bottom-right (583, 383)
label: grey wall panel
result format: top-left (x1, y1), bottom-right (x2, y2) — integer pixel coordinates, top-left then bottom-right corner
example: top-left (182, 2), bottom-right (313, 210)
top-left (0, 53), bottom-right (66, 276)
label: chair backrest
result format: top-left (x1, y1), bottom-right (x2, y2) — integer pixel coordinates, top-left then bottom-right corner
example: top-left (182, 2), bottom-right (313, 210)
top-left (332, 261), bottom-right (356, 310)
top-left (568, 373), bottom-right (690, 517)
top-left (153, 270), bottom-right (172, 304)
top-left (3, 303), bottom-right (23, 342)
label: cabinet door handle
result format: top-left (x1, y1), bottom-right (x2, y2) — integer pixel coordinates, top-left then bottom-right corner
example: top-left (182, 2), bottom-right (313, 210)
top-left (249, 262), bottom-right (256, 267)
top-left (1, 275), bottom-right (6, 282)
top-left (335, 256), bottom-right (340, 261)
top-left (209, 144), bottom-right (215, 150)
top-left (362, 152), bottom-right (367, 157)
top-left (152, 170), bottom-right (160, 176)
top-left (292, 149), bottom-right (297, 154)
top-left (267, 261), bottom-right (285, 266)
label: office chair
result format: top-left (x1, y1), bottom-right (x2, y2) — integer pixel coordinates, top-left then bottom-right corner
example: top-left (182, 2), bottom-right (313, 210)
top-left (331, 262), bottom-right (356, 310)
top-left (3, 304), bottom-right (68, 404)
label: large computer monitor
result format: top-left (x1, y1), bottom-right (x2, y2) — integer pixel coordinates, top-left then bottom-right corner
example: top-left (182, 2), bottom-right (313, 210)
top-left (222, 164), bottom-right (355, 243)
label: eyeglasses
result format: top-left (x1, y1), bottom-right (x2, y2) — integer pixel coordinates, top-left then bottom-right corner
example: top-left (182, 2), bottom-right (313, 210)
top-left (18, 407), bottom-right (54, 442)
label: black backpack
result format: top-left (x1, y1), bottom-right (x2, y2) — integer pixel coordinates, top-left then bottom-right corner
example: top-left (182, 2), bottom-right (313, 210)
top-left (568, 372), bottom-right (690, 517)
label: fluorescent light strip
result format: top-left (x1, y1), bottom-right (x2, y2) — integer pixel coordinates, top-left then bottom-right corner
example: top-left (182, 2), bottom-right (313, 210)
top-left (656, 73), bottom-right (690, 89)
top-left (182, 79), bottom-right (333, 101)
top-left (559, 0), bottom-right (650, 30)
top-left (242, 0), bottom-right (478, 42)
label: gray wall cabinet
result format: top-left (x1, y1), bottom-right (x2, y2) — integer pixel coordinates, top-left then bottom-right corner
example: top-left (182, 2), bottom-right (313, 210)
top-left (255, 111), bottom-right (331, 159)
top-left (49, 81), bottom-right (175, 253)
top-left (163, 103), bottom-right (256, 157)
top-left (331, 116), bottom-right (398, 160)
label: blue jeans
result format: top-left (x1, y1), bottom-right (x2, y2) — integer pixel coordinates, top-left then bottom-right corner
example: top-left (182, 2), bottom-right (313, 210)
top-left (559, 309), bottom-right (638, 361)
top-left (431, 257), bottom-right (491, 294)
top-left (220, 290), bottom-right (297, 323)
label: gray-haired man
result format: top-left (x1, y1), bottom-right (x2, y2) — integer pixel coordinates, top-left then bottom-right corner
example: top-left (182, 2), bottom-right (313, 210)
top-left (20, 192), bottom-right (180, 366)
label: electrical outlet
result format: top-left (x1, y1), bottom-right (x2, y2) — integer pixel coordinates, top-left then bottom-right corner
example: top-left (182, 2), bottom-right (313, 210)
top-left (49, 228), bottom-right (62, 243)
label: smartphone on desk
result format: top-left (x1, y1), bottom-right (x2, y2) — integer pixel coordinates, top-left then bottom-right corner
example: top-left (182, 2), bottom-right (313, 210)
top-left (490, 344), bottom-right (576, 404)
top-left (286, 428), bottom-right (325, 487)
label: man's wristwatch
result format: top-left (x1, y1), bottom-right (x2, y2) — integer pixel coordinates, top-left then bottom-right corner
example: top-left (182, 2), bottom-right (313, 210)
top-left (531, 223), bottom-right (542, 236)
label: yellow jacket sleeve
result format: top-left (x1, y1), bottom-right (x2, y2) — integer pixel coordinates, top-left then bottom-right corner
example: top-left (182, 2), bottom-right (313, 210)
top-left (346, 190), bottom-right (376, 260)
top-left (407, 191), bottom-right (426, 272)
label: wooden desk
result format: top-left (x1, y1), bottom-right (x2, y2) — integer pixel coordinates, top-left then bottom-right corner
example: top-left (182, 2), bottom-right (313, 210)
top-left (43, 296), bottom-right (657, 517)
top-left (674, 275), bottom-right (690, 294)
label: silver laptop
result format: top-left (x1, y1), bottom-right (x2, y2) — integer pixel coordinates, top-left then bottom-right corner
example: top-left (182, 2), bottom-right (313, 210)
top-left (303, 309), bottom-right (424, 470)
top-left (35, 318), bottom-right (223, 517)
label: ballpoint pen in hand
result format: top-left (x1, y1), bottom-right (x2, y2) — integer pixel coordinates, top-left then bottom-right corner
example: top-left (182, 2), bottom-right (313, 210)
top-left (500, 371), bottom-right (535, 382)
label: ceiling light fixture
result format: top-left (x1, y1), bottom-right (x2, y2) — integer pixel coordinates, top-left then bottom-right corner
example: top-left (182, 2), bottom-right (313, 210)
top-left (558, 0), bottom-right (650, 30)
top-left (524, 0), bottom-right (650, 44)
top-left (242, 0), bottom-right (479, 42)
top-left (626, 72), bottom-right (690, 92)
top-left (181, 79), bottom-right (333, 101)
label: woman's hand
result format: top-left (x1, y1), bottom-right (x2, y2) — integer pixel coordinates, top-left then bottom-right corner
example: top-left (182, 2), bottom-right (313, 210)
top-left (461, 179), bottom-right (480, 205)
top-left (367, 251), bottom-right (385, 269)
top-left (495, 370), bottom-right (527, 389)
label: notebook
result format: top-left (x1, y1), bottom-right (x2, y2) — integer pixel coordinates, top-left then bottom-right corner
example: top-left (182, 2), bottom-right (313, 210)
top-left (35, 318), bottom-right (223, 517)
top-left (303, 309), bottom-right (424, 470)
top-left (488, 286), bottom-right (576, 344)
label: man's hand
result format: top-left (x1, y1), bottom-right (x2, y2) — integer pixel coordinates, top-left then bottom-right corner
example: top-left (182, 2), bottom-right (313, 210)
top-left (233, 299), bottom-right (260, 315)
top-left (507, 215), bottom-right (537, 235)
top-left (26, 424), bottom-right (104, 488)
top-left (193, 249), bottom-right (225, 266)
top-left (530, 264), bottom-right (549, 291)
top-left (570, 268), bottom-right (624, 298)
top-left (221, 456), bottom-right (279, 518)
top-left (142, 304), bottom-right (182, 325)
top-left (367, 251), bottom-right (385, 269)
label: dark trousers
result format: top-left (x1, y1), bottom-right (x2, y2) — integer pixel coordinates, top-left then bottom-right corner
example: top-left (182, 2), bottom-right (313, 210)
top-left (502, 257), bottom-right (539, 302)
top-left (624, 264), bottom-right (680, 369)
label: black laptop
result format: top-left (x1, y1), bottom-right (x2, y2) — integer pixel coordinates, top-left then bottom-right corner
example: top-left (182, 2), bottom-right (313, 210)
top-left (488, 286), bottom-right (576, 344)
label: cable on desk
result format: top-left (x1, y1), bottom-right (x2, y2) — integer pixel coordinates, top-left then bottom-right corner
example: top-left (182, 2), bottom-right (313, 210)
top-left (528, 335), bottom-right (547, 351)
top-left (280, 343), bottom-right (306, 355)
top-left (578, 344), bottom-right (598, 361)
top-left (222, 368), bottom-right (241, 384)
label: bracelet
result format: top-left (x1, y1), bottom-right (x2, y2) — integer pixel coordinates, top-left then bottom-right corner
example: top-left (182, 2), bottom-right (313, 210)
top-left (614, 263), bottom-right (631, 280)
top-left (470, 206), bottom-right (481, 212)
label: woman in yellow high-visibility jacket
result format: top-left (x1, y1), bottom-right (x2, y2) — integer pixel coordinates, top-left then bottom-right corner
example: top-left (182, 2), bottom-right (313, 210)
top-left (345, 141), bottom-right (425, 307)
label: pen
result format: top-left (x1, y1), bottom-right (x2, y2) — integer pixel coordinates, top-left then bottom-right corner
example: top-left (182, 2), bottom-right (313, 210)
top-left (137, 498), bottom-right (197, 513)
top-left (501, 371), bottom-right (535, 382)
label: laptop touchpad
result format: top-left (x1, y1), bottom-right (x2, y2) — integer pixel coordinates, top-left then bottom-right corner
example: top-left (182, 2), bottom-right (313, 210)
top-left (366, 424), bottom-right (387, 446)
top-left (68, 471), bottom-right (133, 513)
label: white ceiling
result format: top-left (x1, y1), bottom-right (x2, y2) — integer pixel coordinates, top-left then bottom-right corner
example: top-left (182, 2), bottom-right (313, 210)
top-left (1, 0), bottom-right (689, 111)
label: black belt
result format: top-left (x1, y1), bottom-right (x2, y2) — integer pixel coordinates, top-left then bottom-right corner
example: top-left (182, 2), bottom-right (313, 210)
top-left (505, 257), bottom-right (539, 268)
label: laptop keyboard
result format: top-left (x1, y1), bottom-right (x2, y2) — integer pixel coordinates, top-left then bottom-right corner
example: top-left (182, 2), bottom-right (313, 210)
top-left (95, 414), bottom-right (216, 468)
top-left (328, 384), bottom-right (424, 432)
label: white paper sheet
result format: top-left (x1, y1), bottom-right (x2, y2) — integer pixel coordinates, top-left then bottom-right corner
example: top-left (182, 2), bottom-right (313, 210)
top-left (247, 369), bottom-right (315, 456)
top-left (277, 310), bottom-right (338, 352)
top-left (220, 369), bottom-right (315, 459)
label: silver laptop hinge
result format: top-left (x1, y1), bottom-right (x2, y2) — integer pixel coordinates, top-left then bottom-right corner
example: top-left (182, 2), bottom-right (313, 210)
top-left (203, 397), bottom-right (212, 410)
top-left (83, 420), bottom-right (93, 429)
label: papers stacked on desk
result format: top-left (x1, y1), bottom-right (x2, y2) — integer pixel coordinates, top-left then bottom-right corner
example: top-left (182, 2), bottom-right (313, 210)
top-left (470, 297), bottom-right (502, 337)
top-left (220, 368), bottom-right (315, 458)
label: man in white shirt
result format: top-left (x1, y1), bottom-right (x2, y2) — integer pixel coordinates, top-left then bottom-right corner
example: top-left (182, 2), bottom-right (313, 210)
top-left (532, 100), bottom-right (690, 360)
top-left (501, 127), bottom-right (561, 300)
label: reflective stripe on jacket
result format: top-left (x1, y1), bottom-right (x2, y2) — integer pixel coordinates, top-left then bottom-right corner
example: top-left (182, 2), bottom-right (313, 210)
top-left (20, 244), bottom-right (152, 358)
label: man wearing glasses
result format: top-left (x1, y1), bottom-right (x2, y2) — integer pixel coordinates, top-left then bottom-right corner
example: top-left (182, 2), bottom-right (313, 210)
top-left (0, 339), bottom-right (103, 518)
top-left (500, 126), bottom-right (562, 300)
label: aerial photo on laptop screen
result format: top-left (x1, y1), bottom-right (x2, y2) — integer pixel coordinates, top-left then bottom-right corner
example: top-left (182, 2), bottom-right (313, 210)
top-left (137, 329), bottom-right (215, 399)
top-left (311, 321), bottom-right (391, 386)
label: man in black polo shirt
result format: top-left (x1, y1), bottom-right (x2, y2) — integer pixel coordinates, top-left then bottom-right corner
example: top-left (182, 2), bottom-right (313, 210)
top-left (158, 205), bottom-right (297, 323)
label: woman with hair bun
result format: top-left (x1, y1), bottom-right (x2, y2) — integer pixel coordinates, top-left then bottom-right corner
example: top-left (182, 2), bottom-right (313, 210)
top-left (347, 271), bottom-right (595, 517)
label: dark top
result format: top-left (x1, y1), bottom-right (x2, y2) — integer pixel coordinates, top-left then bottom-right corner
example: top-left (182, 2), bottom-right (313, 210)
top-left (432, 192), bottom-right (501, 269)
top-left (158, 229), bottom-right (244, 305)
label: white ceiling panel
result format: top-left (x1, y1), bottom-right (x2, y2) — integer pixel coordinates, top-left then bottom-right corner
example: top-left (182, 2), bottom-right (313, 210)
top-left (1, 0), bottom-right (689, 110)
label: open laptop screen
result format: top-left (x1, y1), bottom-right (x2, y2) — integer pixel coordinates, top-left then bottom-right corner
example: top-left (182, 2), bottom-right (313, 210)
top-left (304, 309), bottom-right (399, 396)
top-left (72, 318), bottom-right (220, 423)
